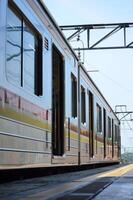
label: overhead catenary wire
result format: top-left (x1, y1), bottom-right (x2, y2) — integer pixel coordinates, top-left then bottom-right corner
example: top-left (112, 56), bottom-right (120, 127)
top-left (87, 65), bottom-right (133, 100)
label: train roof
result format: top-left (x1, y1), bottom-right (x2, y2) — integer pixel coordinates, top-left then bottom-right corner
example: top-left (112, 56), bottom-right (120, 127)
top-left (37, 0), bottom-right (78, 61)
top-left (37, 0), bottom-right (119, 123)
top-left (80, 64), bottom-right (120, 122)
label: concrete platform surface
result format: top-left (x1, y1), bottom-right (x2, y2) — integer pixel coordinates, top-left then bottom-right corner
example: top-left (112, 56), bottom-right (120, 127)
top-left (93, 166), bottom-right (133, 200)
top-left (0, 164), bottom-right (133, 200)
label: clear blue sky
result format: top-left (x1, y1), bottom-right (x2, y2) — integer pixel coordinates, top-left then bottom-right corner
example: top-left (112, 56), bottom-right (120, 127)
top-left (44, 0), bottom-right (133, 150)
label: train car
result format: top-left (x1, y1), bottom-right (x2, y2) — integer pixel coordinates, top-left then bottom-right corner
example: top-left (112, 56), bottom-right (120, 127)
top-left (0, 0), bottom-right (120, 169)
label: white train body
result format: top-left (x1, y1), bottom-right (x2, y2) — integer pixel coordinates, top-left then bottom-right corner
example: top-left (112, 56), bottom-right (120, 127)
top-left (0, 0), bottom-right (120, 168)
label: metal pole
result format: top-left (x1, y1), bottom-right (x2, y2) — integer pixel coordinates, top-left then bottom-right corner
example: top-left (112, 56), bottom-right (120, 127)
top-left (78, 63), bottom-right (81, 165)
top-left (124, 26), bottom-right (126, 47)
top-left (87, 29), bottom-right (90, 48)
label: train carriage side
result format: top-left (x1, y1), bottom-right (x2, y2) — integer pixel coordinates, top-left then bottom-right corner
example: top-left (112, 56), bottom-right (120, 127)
top-left (0, 0), bottom-right (120, 169)
top-left (0, 0), bottom-right (79, 168)
top-left (79, 66), bottom-right (120, 164)
top-left (0, 0), bottom-right (52, 167)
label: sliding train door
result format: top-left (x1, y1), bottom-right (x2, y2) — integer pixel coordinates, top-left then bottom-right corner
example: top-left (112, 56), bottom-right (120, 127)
top-left (89, 91), bottom-right (94, 158)
top-left (52, 45), bottom-right (65, 156)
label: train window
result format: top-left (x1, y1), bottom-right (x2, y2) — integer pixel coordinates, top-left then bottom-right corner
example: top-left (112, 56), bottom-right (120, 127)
top-left (112, 119), bottom-right (114, 157)
top-left (6, 6), bottom-right (22, 86)
top-left (88, 90), bottom-right (94, 157)
top-left (96, 103), bottom-right (102, 132)
top-left (115, 125), bottom-right (118, 143)
top-left (81, 86), bottom-right (86, 124)
top-left (71, 73), bottom-right (77, 118)
top-left (6, 3), bottom-right (43, 96)
top-left (23, 22), bottom-right (36, 93)
top-left (108, 117), bottom-right (111, 139)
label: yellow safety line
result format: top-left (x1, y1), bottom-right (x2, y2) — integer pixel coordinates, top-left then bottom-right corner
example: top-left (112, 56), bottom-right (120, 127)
top-left (98, 164), bottom-right (133, 177)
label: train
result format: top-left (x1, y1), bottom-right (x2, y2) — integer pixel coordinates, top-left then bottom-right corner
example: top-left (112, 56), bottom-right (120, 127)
top-left (0, 0), bottom-right (120, 169)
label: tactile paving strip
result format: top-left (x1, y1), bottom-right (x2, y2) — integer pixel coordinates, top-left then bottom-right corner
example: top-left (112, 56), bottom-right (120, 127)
top-left (57, 178), bottom-right (112, 200)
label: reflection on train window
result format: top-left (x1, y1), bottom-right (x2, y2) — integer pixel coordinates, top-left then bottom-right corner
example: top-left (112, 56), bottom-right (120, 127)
top-left (96, 103), bottom-right (102, 132)
top-left (6, 7), bottom-right (22, 86)
top-left (81, 86), bottom-right (86, 124)
top-left (108, 117), bottom-right (111, 139)
top-left (23, 22), bottom-right (35, 93)
top-left (71, 73), bottom-right (77, 118)
top-left (6, 4), bottom-right (43, 96)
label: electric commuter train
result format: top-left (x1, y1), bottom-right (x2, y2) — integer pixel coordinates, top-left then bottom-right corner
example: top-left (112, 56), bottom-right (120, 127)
top-left (0, 0), bottom-right (120, 169)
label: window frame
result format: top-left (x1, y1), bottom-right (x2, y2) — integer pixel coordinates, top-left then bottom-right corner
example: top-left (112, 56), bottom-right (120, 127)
top-left (115, 124), bottom-right (119, 144)
top-left (112, 118), bottom-right (114, 157)
top-left (6, 2), bottom-right (43, 96)
top-left (96, 103), bottom-right (102, 133)
top-left (108, 116), bottom-right (112, 139)
top-left (71, 73), bottom-right (77, 118)
top-left (81, 85), bottom-right (86, 124)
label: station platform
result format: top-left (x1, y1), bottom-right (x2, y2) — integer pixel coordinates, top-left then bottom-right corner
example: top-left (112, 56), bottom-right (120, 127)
top-left (93, 165), bottom-right (133, 200)
top-left (0, 161), bottom-right (119, 183)
top-left (0, 164), bottom-right (133, 200)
